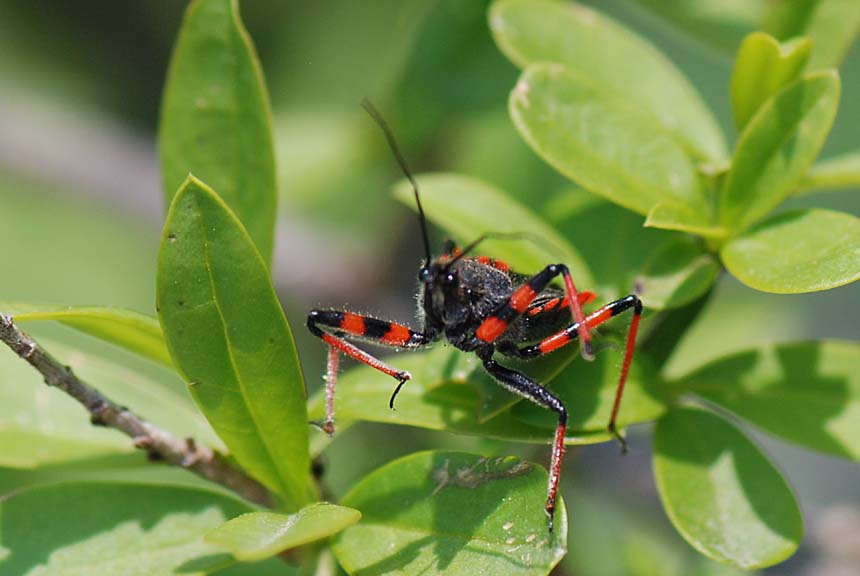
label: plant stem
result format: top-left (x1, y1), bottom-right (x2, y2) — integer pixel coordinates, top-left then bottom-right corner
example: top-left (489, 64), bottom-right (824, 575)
top-left (0, 313), bottom-right (271, 507)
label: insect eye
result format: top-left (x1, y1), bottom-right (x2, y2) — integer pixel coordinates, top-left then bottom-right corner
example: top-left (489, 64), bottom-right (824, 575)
top-left (444, 272), bottom-right (457, 285)
top-left (418, 267), bottom-right (432, 283)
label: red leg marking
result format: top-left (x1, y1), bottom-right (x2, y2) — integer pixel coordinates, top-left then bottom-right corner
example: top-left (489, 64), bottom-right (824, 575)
top-left (324, 346), bottom-right (339, 436)
top-left (545, 421), bottom-right (566, 533)
top-left (562, 271), bottom-right (593, 361)
top-left (321, 334), bottom-right (410, 381)
top-left (608, 309), bottom-right (642, 448)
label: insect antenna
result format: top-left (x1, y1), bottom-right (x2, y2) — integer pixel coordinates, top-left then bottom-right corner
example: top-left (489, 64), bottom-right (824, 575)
top-left (361, 99), bottom-right (433, 266)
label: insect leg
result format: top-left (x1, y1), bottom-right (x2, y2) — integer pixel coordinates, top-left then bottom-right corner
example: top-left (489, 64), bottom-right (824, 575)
top-left (474, 263), bottom-right (594, 359)
top-left (481, 355), bottom-right (566, 532)
top-left (307, 310), bottom-right (432, 434)
top-left (499, 294), bottom-right (643, 451)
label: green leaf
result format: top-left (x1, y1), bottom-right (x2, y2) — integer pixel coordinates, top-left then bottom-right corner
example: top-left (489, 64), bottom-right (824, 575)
top-left (720, 208), bottom-right (860, 293)
top-left (333, 451), bottom-right (567, 575)
top-left (0, 482), bottom-right (253, 575)
top-left (157, 176), bottom-right (309, 509)
top-left (0, 303), bottom-right (170, 367)
top-left (730, 32), bottom-right (811, 130)
top-left (797, 150), bottom-right (860, 193)
top-left (653, 405), bottom-right (802, 569)
top-left (680, 341), bottom-right (860, 460)
top-left (510, 63), bottom-right (709, 218)
top-left (644, 203), bottom-right (727, 239)
top-left (490, 0), bottom-right (726, 162)
top-left (764, 0), bottom-right (860, 70)
top-left (307, 346), bottom-right (611, 446)
top-left (512, 341), bottom-right (669, 432)
top-left (159, 0), bottom-right (277, 264)
top-left (205, 504), bottom-right (361, 562)
top-left (393, 173), bottom-right (593, 287)
top-left (636, 239), bottom-right (720, 310)
top-left (0, 339), bottom-right (221, 468)
top-left (719, 71), bottom-right (840, 231)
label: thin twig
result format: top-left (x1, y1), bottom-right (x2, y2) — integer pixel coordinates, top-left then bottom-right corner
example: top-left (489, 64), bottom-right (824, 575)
top-left (0, 313), bottom-right (271, 507)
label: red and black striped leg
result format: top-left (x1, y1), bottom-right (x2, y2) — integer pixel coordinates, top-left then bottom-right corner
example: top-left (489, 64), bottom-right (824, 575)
top-left (474, 264), bottom-right (592, 361)
top-left (482, 356), bottom-right (567, 532)
top-left (307, 310), bottom-right (431, 435)
top-left (500, 294), bottom-right (643, 452)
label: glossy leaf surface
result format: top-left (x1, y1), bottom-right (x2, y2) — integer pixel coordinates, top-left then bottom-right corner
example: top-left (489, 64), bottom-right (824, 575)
top-left (510, 64), bottom-right (708, 218)
top-left (333, 451), bottom-right (567, 575)
top-left (721, 209), bottom-right (860, 293)
top-left (644, 203), bottom-right (726, 239)
top-left (0, 482), bottom-right (252, 575)
top-left (681, 341), bottom-right (860, 460)
top-left (730, 32), bottom-right (811, 130)
top-left (1, 303), bottom-right (170, 367)
top-left (490, 0), bottom-right (726, 161)
top-left (512, 341), bottom-right (668, 432)
top-left (720, 71), bottom-right (840, 231)
top-left (159, 0), bottom-right (277, 263)
top-left (157, 176), bottom-right (308, 509)
top-left (654, 406), bottom-right (802, 569)
top-left (205, 504), bottom-right (361, 562)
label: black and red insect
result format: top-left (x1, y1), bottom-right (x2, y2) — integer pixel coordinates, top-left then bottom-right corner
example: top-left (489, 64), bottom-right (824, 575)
top-left (307, 100), bottom-right (643, 532)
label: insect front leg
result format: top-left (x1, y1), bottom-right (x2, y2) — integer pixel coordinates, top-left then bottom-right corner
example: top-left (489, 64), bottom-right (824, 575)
top-left (498, 294), bottom-right (644, 451)
top-left (473, 263), bottom-right (595, 360)
top-left (480, 352), bottom-right (567, 533)
top-left (307, 310), bottom-right (432, 435)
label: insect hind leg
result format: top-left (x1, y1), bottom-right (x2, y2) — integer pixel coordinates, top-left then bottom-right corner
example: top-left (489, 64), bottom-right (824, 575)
top-left (481, 355), bottom-right (566, 532)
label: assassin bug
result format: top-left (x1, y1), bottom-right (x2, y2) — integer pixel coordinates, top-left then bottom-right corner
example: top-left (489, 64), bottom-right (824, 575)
top-left (307, 100), bottom-right (643, 532)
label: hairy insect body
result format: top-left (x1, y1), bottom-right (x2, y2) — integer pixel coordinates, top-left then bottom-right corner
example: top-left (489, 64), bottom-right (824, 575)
top-left (422, 257), bottom-right (513, 351)
top-left (307, 100), bottom-right (643, 533)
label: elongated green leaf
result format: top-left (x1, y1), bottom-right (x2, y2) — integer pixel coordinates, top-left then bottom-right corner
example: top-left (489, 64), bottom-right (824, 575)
top-left (1, 303), bottom-right (170, 367)
top-left (512, 339), bottom-right (668, 432)
top-left (393, 173), bottom-right (593, 287)
top-left (654, 406), bottom-right (802, 569)
top-left (680, 341), bottom-right (860, 460)
top-left (490, 0), bottom-right (726, 162)
top-left (157, 176), bottom-right (308, 509)
top-left (721, 208), bottom-right (860, 293)
top-left (307, 346), bottom-right (611, 446)
top-left (333, 451), bottom-right (567, 575)
top-left (0, 339), bottom-right (221, 468)
top-left (0, 482), bottom-right (254, 575)
top-left (159, 0), bottom-right (277, 264)
top-left (511, 64), bottom-right (709, 218)
top-left (764, 0), bottom-right (860, 70)
top-left (205, 504), bottom-right (361, 562)
top-left (730, 33), bottom-right (811, 130)
top-left (636, 239), bottom-right (720, 310)
top-left (797, 150), bottom-right (860, 193)
top-left (720, 71), bottom-right (840, 231)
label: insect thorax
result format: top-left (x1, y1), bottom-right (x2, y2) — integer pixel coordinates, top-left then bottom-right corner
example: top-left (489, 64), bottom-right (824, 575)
top-left (420, 258), bottom-right (513, 348)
